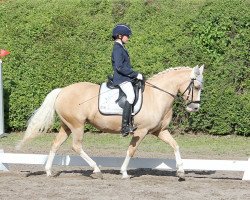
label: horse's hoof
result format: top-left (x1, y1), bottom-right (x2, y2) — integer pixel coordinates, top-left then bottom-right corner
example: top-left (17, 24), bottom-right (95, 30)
top-left (122, 175), bottom-right (131, 179)
top-left (177, 171), bottom-right (185, 181)
top-left (178, 176), bottom-right (185, 181)
top-left (46, 171), bottom-right (52, 177)
top-left (92, 172), bottom-right (103, 179)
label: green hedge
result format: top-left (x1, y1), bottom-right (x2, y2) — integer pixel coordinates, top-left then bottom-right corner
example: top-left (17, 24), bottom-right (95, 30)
top-left (0, 0), bottom-right (249, 135)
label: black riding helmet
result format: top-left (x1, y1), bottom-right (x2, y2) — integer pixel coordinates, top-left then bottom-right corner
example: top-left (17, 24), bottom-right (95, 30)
top-left (112, 24), bottom-right (132, 40)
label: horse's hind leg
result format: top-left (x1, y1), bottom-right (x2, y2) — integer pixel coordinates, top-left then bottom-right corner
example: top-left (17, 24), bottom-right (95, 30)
top-left (154, 130), bottom-right (185, 181)
top-left (45, 124), bottom-right (71, 176)
top-left (71, 127), bottom-right (102, 176)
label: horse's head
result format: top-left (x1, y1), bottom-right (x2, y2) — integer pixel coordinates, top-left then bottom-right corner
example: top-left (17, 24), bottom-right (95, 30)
top-left (179, 65), bottom-right (204, 112)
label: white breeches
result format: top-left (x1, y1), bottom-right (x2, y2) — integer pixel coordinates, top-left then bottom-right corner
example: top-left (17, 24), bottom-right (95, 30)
top-left (119, 81), bottom-right (135, 104)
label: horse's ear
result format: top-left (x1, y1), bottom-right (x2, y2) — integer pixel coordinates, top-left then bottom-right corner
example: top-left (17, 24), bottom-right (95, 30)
top-left (191, 65), bottom-right (199, 79)
top-left (199, 64), bottom-right (204, 74)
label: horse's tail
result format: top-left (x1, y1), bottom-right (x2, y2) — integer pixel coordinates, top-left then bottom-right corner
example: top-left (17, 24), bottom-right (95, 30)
top-left (16, 88), bottom-right (62, 150)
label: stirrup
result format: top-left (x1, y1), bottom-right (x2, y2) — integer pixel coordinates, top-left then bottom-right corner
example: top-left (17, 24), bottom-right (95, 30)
top-left (121, 125), bottom-right (137, 137)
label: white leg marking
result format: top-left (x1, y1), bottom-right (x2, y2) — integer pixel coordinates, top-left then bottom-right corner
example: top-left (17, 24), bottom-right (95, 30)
top-left (45, 151), bottom-right (55, 176)
top-left (80, 150), bottom-right (101, 173)
top-left (174, 146), bottom-right (184, 173)
top-left (120, 152), bottom-right (131, 179)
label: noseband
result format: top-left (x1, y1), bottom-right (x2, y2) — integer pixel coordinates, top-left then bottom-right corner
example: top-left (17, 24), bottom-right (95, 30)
top-left (181, 79), bottom-right (201, 105)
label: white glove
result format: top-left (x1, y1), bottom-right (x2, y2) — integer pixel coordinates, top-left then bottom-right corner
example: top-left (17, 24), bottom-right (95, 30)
top-left (137, 73), bottom-right (143, 80)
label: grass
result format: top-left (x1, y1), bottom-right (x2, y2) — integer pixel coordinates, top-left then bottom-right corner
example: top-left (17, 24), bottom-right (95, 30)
top-left (0, 132), bottom-right (249, 160)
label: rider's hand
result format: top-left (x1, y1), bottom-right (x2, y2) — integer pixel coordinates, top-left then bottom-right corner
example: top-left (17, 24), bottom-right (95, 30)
top-left (137, 73), bottom-right (143, 80)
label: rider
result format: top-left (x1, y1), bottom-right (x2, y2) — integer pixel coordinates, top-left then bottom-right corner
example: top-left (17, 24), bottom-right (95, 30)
top-left (111, 24), bottom-right (143, 137)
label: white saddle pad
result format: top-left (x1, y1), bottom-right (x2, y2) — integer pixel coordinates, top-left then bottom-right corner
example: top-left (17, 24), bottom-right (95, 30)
top-left (98, 83), bottom-right (142, 115)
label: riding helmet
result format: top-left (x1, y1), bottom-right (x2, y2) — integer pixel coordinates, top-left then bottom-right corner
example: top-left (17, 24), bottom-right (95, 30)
top-left (112, 24), bottom-right (132, 39)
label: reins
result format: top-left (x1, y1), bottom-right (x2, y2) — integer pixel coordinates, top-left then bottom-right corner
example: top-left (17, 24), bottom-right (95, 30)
top-left (79, 77), bottom-right (200, 106)
top-left (145, 81), bottom-right (176, 98)
top-left (146, 78), bottom-right (201, 105)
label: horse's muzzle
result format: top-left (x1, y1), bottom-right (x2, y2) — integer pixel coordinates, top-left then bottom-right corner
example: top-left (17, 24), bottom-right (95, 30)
top-left (186, 102), bottom-right (200, 112)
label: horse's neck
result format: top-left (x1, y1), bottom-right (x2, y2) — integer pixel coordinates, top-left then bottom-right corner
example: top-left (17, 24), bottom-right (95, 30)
top-left (148, 68), bottom-right (190, 96)
top-left (146, 68), bottom-right (191, 113)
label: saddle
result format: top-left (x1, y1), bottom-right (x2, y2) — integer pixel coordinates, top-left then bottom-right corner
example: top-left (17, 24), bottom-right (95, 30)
top-left (98, 76), bottom-right (145, 115)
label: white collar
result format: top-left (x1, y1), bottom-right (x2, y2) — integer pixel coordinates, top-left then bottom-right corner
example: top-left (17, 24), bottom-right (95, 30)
top-left (115, 40), bottom-right (123, 46)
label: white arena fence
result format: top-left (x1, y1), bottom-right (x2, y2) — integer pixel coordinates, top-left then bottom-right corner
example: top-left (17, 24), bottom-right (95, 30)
top-left (0, 149), bottom-right (249, 181)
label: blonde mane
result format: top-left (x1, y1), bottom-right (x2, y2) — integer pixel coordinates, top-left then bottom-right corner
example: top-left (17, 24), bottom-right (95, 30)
top-left (148, 66), bottom-right (191, 80)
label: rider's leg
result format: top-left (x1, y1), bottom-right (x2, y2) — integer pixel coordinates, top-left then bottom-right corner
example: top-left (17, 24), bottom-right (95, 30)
top-left (119, 81), bottom-right (136, 136)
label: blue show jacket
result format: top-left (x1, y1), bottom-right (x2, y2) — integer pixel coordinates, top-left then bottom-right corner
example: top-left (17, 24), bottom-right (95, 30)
top-left (111, 42), bottom-right (138, 86)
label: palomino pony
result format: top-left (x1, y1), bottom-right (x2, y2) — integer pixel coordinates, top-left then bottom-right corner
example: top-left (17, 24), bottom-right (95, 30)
top-left (17, 65), bottom-right (204, 180)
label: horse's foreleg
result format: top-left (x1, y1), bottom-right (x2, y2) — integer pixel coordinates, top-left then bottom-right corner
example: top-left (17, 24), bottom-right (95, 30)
top-left (45, 125), bottom-right (71, 176)
top-left (120, 129), bottom-right (148, 179)
top-left (71, 128), bottom-right (101, 175)
top-left (156, 130), bottom-right (185, 180)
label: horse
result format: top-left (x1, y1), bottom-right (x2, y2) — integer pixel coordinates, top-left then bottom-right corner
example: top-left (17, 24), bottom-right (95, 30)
top-left (17, 65), bottom-right (204, 180)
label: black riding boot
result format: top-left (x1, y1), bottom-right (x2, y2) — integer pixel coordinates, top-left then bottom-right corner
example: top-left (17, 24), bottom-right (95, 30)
top-left (121, 101), bottom-right (137, 137)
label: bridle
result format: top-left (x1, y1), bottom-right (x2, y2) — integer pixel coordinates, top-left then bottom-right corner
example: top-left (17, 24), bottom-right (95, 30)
top-left (146, 78), bottom-right (201, 105)
top-left (181, 78), bottom-right (201, 105)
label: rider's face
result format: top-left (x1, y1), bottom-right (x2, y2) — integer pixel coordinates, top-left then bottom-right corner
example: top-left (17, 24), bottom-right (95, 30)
top-left (121, 35), bottom-right (129, 44)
